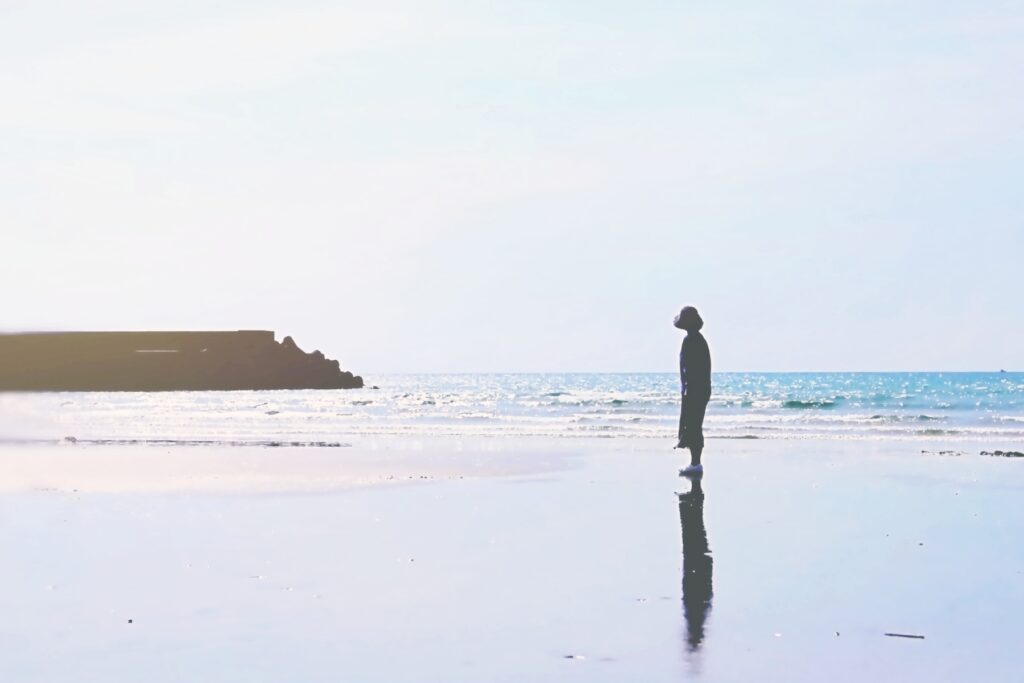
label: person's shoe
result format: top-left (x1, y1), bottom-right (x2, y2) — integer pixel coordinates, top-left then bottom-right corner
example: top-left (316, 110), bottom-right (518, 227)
top-left (679, 464), bottom-right (704, 477)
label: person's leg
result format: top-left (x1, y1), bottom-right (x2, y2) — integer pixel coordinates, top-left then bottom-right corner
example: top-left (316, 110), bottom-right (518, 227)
top-left (689, 398), bottom-right (708, 466)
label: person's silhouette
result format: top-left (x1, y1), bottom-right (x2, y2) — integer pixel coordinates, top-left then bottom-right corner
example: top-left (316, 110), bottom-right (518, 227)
top-left (679, 479), bottom-right (713, 653)
top-left (674, 306), bottom-right (711, 476)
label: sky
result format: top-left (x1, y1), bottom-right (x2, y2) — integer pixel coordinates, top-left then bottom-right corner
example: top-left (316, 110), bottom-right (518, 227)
top-left (3, 0), bottom-right (1022, 372)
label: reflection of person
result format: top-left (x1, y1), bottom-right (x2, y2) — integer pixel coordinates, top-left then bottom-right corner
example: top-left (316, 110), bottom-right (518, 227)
top-left (679, 479), bottom-right (713, 652)
top-left (674, 306), bottom-right (711, 476)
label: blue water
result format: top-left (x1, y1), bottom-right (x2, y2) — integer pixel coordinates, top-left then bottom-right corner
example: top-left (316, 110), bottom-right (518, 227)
top-left (2, 372), bottom-right (1022, 444)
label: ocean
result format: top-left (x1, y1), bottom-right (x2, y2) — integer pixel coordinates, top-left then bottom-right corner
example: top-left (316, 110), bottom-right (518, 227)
top-left (2, 372), bottom-right (1022, 445)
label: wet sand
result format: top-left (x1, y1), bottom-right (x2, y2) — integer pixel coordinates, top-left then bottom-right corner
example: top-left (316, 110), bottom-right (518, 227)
top-left (1, 438), bottom-right (1021, 682)
top-left (0, 441), bottom-right (577, 493)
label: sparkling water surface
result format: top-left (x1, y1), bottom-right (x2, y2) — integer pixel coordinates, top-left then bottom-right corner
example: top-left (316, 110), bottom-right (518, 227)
top-left (3, 373), bottom-right (1023, 444)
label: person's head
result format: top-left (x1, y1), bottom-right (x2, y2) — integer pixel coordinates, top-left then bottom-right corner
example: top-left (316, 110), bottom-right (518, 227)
top-left (674, 306), bottom-right (704, 332)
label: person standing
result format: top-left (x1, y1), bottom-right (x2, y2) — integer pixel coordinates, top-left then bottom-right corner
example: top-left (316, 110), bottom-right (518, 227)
top-left (675, 306), bottom-right (711, 476)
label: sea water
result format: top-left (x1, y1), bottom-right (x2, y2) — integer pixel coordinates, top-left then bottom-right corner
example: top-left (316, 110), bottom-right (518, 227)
top-left (2, 373), bottom-right (1022, 444)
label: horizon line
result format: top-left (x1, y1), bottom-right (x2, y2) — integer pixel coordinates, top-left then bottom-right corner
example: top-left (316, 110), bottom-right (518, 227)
top-left (358, 370), bottom-right (1019, 375)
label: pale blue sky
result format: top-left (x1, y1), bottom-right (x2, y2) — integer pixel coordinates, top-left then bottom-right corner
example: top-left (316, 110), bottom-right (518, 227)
top-left (3, 1), bottom-right (1022, 371)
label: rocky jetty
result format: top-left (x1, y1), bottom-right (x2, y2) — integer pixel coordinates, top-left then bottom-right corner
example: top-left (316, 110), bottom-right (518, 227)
top-left (0, 331), bottom-right (363, 391)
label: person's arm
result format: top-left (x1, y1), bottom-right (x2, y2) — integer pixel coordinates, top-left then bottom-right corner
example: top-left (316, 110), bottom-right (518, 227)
top-left (680, 337), bottom-right (690, 391)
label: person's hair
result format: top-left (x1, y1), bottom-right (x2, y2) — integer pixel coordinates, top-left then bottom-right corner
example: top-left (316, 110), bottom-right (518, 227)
top-left (676, 306), bottom-right (703, 331)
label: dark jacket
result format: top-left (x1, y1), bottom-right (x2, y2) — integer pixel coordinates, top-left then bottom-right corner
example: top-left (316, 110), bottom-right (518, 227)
top-left (680, 331), bottom-right (711, 399)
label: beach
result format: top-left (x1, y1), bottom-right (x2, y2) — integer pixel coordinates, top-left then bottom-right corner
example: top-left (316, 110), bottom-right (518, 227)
top-left (6, 0), bottom-right (1021, 678)
top-left (2, 436), bottom-right (1021, 682)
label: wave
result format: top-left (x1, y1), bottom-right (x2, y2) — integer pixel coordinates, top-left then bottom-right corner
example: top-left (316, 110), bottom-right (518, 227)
top-left (2, 437), bottom-right (352, 448)
top-left (783, 399), bottom-right (839, 409)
